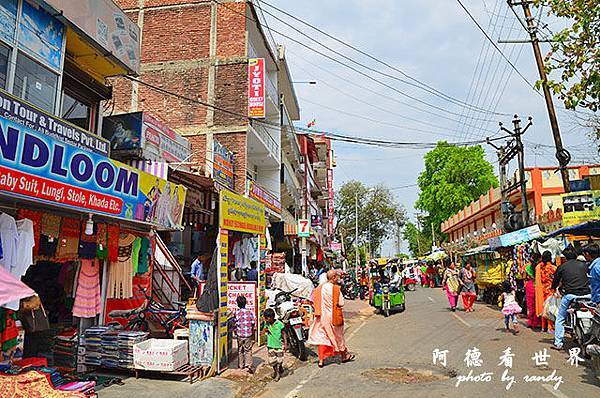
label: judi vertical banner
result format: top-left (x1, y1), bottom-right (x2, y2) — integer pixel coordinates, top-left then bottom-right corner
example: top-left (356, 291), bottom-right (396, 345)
top-left (248, 58), bottom-right (266, 118)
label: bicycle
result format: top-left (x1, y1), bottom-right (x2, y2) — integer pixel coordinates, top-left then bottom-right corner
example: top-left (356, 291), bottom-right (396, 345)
top-left (107, 287), bottom-right (188, 338)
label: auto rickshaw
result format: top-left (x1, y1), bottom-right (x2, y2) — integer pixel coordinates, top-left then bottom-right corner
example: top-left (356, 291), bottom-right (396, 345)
top-left (368, 258), bottom-right (406, 317)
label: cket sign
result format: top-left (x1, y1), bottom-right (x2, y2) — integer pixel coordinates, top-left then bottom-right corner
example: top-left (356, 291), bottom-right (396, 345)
top-left (248, 58), bottom-right (266, 118)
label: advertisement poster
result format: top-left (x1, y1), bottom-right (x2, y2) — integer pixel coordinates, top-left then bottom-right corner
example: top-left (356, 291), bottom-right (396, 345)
top-left (44, 0), bottom-right (140, 73)
top-left (18, 0), bottom-right (64, 70)
top-left (213, 139), bottom-right (234, 190)
top-left (219, 189), bottom-right (266, 234)
top-left (142, 113), bottom-right (191, 163)
top-left (102, 112), bottom-right (142, 151)
top-left (0, 0), bottom-right (17, 43)
top-left (1, 89), bottom-right (110, 156)
top-left (562, 190), bottom-right (600, 226)
top-left (217, 229), bottom-right (229, 373)
top-left (248, 180), bottom-right (281, 214)
top-left (0, 112), bottom-right (186, 230)
top-left (248, 58), bottom-right (265, 118)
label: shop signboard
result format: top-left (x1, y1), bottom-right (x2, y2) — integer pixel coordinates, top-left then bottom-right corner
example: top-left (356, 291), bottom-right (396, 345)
top-left (329, 242), bottom-right (342, 252)
top-left (44, 0), bottom-right (141, 73)
top-left (18, 1), bottom-right (64, 71)
top-left (217, 229), bottom-right (229, 373)
top-left (212, 139), bottom-right (234, 190)
top-left (561, 190), bottom-right (600, 227)
top-left (298, 219), bottom-right (310, 238)
top-left (0, 111), bottom-right (187, 230)
top-left (219, 189), bottom-right (266, 234)
top-left (327, 168), bottom-right (334, 236)
top-left (248, 58), bottom-right (265, 118)
top-left (0, 89), bottom-right (109, 156)
top-left (102, 112), bottom-right (191, 164)
top-left (248, 180), bottom-right (281, 214)
top-left (488, 224), bottom-right (542, 248)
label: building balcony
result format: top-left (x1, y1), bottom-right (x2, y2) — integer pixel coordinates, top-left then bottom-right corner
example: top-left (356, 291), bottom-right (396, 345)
top-left (248, 122), bottom-right (280, 166)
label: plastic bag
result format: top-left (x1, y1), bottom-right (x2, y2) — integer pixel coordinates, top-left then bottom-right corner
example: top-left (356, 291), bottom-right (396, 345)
top-left (542, 295), bottom-right (559, 322)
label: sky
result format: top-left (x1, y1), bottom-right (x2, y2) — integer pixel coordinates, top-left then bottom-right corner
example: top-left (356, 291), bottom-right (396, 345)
top-left (257, 0), bottom-right (599, 256)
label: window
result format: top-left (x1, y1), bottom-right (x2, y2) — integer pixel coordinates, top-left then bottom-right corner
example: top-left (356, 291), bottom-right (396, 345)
top-left (13, 53), bottom-right (58, 113)
top-left (61, 91), bottom-right (91, 130)
top-left (0, 43), bottom-right (9, 90)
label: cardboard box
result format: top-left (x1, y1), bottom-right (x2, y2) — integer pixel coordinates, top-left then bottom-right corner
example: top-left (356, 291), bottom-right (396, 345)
top-left (133, 339), bottom-right (188, 371)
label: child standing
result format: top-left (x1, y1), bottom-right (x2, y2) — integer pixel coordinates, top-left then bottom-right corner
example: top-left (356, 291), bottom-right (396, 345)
top-left (234, 295), bottom-right (256, 373)
top-left (500, 281), bottom-right (522, 335)
top-left (264, 308), bottom-right (287, 381)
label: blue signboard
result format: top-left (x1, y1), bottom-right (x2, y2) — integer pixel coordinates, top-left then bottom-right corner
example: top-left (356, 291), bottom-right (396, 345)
top-left (18, 0), bottom-right (64, 70)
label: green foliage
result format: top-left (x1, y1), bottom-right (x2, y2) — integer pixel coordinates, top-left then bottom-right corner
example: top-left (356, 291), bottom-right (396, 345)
top-left (402, 222), bottom-right (432, 257)
top-left (415, 142), bottom-right (498, 237)
top-left (535, 0), bottom-right (600, 111)
top-left (334, 181), bottom-right (406, 260)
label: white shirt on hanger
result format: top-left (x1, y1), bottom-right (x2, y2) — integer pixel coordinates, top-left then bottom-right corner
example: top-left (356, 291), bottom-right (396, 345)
top-left (0, 213), bottom-right (21, 310)
top-left (15, 218), bottom-right (35, 278)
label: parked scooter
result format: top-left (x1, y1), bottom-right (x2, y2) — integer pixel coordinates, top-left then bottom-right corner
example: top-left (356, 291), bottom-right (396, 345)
top-left (402, 266), bottom-right (419, 292)
top-left (565, 297), bottom-right (595, 354)
top-left (271, 288), bottom-right (308, 361)
top-left (583, 302), bottom-right (600, 376)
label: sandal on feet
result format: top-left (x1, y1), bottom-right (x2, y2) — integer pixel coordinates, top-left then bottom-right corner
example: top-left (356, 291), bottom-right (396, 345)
top-left (342, 354), bottom-right (356, 363)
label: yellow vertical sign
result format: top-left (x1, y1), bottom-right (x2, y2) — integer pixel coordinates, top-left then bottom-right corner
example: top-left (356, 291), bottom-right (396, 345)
top-left (217, 229), bottom-right (229, 372)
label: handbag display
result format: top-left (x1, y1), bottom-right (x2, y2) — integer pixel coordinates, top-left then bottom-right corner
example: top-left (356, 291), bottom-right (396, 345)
top-left (19, 303), bottom-right (50, 333)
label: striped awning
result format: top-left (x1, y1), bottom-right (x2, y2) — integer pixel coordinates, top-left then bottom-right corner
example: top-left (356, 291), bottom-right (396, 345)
top-left (284, 223), bottom-right (297, 236)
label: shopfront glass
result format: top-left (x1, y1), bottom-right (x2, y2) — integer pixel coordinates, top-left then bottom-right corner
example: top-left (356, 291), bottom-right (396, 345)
top-left (13, 53), bottom-right (58, 113)
top-left (0, 43), bottom-right (9, 90)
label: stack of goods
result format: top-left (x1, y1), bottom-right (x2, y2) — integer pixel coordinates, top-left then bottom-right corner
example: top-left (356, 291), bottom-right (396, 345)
top-left (57, 380), bottom-right (96, 396)
top-left (52, 328), bottom-right (79, 369)
top-left (267, 252), bottom-right (286, 274)
top-left (83, 326), bottom-right (112, 367)
top-left (100, 331), bottom-right (120, 368)
top-left (117, 331), bottom-right (148, 369)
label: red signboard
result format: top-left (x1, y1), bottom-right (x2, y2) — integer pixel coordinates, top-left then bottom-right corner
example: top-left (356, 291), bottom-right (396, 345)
top-left (327, 168), bottom-right (334, 236)
top-left (249, 180), bottom-right (281, 214)
top-left (248, 58), bottom-right (266, 118)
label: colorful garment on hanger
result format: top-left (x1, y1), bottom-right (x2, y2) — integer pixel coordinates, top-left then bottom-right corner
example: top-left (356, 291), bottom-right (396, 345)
top-left (17, 209), bottom-right (41, 256)
top-left (96, 223), bottom-right (108, 259)
top-left (78, 224), bottom-right (97, 260)
top-left (60, 218), bottom-right (81, 238)
top-left (131, 237), bottom-right (142, 274)
top-left (38, 235), bottom-right (58, 258)
top-left (73, 260), bottom-right (101, 318)
top-left (107, 225), bottom-right (120, 262)
top-left (137, 237), bottom-right (151, 274)
top-left (14, 219), bottom-right (35, 278)
top-left (0, 213), bottom-right (19, 310)
top-left (107, 234), bottom-right (136, 299)
top-left (55, 237), bottom-right (79, 261)
top-left (0, 308), bottom-right (18, 351)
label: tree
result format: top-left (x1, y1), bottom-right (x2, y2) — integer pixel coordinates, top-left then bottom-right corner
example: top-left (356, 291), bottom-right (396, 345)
top-left (415, 142), bottom-right (498, 239)
top-left (402, 222), bottom-right (432, 257)
top-left (335, 181), bottom-right (406, 263)
top-left (534, 0), bottom-right (600, 111)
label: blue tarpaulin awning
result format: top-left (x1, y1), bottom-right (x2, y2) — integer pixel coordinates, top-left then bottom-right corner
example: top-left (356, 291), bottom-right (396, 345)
top-left (547, 220), bottom-right (600, 238)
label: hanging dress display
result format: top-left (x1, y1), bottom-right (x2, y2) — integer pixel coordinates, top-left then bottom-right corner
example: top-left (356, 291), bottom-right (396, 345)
top-left (72, 260), bottom-right (101, 318)
top-left (107, 234), bottom-right (136, 299)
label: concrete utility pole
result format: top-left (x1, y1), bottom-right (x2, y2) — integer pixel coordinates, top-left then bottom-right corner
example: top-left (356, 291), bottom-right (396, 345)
top-left (488, 115), bottom-right (533, 230)
top-left (355, 192), bottom-right (359, 271)
top-left (507, 0), bottom-right (571, 192)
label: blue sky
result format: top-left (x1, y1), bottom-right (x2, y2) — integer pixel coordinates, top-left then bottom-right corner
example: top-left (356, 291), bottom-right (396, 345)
top-left (259, 0), bottom-right (599, 255)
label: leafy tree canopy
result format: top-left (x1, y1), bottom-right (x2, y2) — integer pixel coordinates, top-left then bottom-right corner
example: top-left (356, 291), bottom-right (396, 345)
top-left (415, 142), bottom-right (498, 237)
top-left (335, 181), bottom-right (406, 262)
top-left (535, 0), bottom-right (600, 111)
top-left (402, 222), bottom-right (432, 257)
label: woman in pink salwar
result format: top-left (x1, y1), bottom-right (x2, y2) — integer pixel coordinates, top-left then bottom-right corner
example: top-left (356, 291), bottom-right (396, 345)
top-left (308, 270), bottom-right (355, 367)
top-left (442, 263), bottom-right (461, 312)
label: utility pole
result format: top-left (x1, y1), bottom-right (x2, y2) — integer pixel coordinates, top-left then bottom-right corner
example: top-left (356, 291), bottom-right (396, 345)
top-left (355, 192), bottom-right (359, 272)
top-left (507, 0), bottom-right (571, 192)
top-left (488, 115), bottom-right (533, 230)
top-left (431, 222), bottom-right (436, 249)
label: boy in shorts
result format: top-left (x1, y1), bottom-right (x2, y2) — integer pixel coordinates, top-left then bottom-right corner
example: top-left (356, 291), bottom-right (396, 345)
top-left (264, 308), bottom-right (287, 381)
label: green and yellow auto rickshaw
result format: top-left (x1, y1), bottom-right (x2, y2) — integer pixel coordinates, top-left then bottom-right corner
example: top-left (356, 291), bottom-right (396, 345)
top-left (368, 258), bottom-right (406, 317)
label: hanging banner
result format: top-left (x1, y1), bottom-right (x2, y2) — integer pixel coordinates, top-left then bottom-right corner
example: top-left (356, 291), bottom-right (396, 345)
top-left (0, 112), bottom-right (186, 230)
top-left (217, 229), bottom-right (229, 373)
top-left (0, 89), bottom-right (109, 156)
top-left (212, 139), bottom-right (234, 190)
top-left (219, 189), bottom-right (266, 234)
top-left (248, 58), bottom-right (266, 118)
top-left (562, 190), bottom-right (600, 227)
top-left (248, 180), bottom-right (281, 214)
top-left (327, 168), bottom-right (334, 236)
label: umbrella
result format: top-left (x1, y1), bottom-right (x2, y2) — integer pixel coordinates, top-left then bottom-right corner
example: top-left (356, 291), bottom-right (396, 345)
top-left (0, 266), bottom-right (35, 307)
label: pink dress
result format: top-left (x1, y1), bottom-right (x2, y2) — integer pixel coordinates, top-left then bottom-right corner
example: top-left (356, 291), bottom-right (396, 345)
top-left (72, 259), bottom-right (101, 318)
top-left (502, 291), bottom-right (522, 316)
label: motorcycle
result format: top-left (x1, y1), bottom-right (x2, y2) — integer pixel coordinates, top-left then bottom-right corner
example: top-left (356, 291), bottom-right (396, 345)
top-left (565, 297), bottom-right (594, 354)
top-left (402, 266), bottom-right (419, 292)
top-left (271, 288), bottom-right (308, 361)
top-left (584, 303), bottom-right (600, 376)
top-left (341, 271), bottom-right (360, 300)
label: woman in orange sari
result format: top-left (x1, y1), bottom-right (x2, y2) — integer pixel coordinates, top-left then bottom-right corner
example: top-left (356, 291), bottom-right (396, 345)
top-left (535, 251), bottom-right (556, 332)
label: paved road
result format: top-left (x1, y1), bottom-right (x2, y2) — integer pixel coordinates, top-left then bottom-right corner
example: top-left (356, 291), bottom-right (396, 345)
top-left (255, 287), bottom-right (599, 398)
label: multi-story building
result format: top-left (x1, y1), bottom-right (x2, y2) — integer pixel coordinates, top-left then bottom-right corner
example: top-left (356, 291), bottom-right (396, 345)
top-left (441, 164), bottom-right (600, 245)
top-left (112, 0), bottom-right (283, 218)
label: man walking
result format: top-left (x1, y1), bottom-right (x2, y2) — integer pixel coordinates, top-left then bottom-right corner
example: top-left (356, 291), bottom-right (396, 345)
top-left (234, 295), bottom-right (256, 373)
top-left (550, 246), bottom-right (591, 350)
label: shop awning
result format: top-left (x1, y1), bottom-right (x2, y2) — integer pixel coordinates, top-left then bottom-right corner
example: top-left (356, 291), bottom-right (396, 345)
top-left (0, 267), bottom-right (35, 307)
top-left (488, 224), bottom-right (543, 248)
top-left (547, 220), bottom-right (600, 238)
top-left (462, 245), bottom-right (494, 256)
top-left (169, 168), bottom-right (215, 190)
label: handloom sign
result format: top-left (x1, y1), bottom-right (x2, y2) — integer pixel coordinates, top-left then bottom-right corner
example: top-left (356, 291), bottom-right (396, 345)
top-left (219, 189), bottom-right (266, 234)
top-left (0, 112), bottom-right (186, 229)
